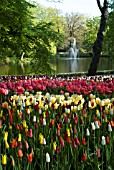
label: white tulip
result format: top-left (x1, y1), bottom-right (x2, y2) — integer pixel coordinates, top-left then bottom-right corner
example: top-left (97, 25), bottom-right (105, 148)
top-left (43, 138), bottom-right (46, 145)
top-left (91, 122), bottom-right (96, 130)
top-left (108, 124), bottom-right (112, 132)
top-left (94, 121), bottom-right (99, 129)
top-left (43, 118), bottom-right (46, 125)
top-left (33, 116), bottom-right (36, 122)
top-left (101, 136), bottom-right (106, 145)
top-left (46, 153), bottom-right (50, 163)
top-left (86, 128), bottom-right (90, 136)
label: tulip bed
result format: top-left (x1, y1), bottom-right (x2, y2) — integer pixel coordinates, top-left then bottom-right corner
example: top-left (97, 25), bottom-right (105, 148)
top-left (0, 75), bottom-right (114, 170)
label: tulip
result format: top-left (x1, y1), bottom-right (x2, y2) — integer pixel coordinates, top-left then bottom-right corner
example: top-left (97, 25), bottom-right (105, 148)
top-left (5, 141), bottom-right (9, 149)
top-left (106, 136), bottom-right (110, 144)
top-left (94, 121), bottom-right (99, 129)
top-left (18, 149), bottom-right (23, 158)
top-left (57, 129), bottom-right (60, 136)
top-left (25, 140), bottom-right (29, 149)
top-left (74, 137), bottom-right (80, 145)
top-left (91, 122), bottom-right (96, 130)
top-left (53, 142), bottom-right (57, 151)
top-left (43, 138), bottom-right (46, 145)
top-left (25, 129), bottom-right (29, 137)
top-left (33, 115), bottom-right (36, 122)
top-left (66, 128), bottom-right (70, 137)
top-left (23, 120), bottom-right (27, 128)
top-left (43, 118), bottom-right (46, 125)
top-left (61, 139), bottom-right (65, 148)
top-left (101, 136), bottom-right (106, 145)
top-left (97, 148), bottom-right (101, 158)
top-left (73, 117), bottom-right (78, 125)
top-left (56, 146), bottom-right (60, 154)
top-left (108, 123), bottom-right (112, 132)
top-left (82, 153), bottom-right (86, 161)
top-left (18, 134), bottom-right (22, 142)
top-left (4, 131), bottom-right (8, 141)
top-left (10, 139), bottom-right (17, 148)
top-left (39, 133), bottom-right (44, 144)
top-left (29, 129), bottom-right (33, 137)
top-left (18, 142), bottom-right (23, 149)
top-left (86, 128), bottom-right (90, 136)
top-left (72, 139), bottom-right (76, 148)
top-left (82, 138), bottom-right (86, 146)
top-left (2, 154), bottom-right (7, 165)
top-left (27, 153), bottom-right (33, 162)
top-left (46, 153), bottom-right (50, 163)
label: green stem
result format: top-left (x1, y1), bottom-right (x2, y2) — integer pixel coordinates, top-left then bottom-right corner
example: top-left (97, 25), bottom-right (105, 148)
top-left (102, 146), bottom-right (104, 170)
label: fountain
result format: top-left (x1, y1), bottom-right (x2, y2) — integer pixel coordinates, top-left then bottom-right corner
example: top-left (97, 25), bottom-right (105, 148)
top-left (68, 38), bottom-right (79, 58)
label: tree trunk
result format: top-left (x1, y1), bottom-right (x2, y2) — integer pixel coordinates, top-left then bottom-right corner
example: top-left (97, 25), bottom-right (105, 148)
top-left (87, 0), bottom-right (108, 76)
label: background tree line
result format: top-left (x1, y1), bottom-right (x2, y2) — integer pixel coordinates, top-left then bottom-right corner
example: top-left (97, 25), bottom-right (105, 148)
top-left (0, 0), bottom-right (114, 74)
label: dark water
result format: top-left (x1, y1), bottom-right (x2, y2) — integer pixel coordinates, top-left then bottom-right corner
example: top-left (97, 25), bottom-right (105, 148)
top-left (0, 58), bottom-right (113, 75)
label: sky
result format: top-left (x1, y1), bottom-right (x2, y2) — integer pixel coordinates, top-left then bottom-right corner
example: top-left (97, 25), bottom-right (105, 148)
top-left (31, 0), bottom-right (104, 17)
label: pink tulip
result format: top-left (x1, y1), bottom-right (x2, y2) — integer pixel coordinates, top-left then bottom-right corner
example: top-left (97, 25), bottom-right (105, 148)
top-left (29, 129), bottom-right (33, 137)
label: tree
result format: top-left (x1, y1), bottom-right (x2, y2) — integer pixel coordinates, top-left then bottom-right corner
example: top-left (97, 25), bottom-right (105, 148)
top-left (83, 17), bottom-right (100, 53)
top-left (87, 0), bottom-right (108, 76)
top-left (103, 0), bottom-right (114, 57)
top-left (63, 12), bottom-right (86, 50)
top-left (0, 0), bottom-right (34, 60)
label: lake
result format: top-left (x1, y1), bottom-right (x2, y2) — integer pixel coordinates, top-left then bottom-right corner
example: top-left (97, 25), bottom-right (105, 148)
top-left (0, 57), bottom-right (113, 75)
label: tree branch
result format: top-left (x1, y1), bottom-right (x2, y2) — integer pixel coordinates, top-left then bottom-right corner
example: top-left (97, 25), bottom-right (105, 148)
top-left (96, 0), bottom-right (103, 13)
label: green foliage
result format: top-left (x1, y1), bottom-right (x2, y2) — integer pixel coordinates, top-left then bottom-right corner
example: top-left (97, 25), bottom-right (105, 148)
top-left (0, 0), bottom-right (63, 74)
top-left (0, 0), bottom-right (34, 59)
top-left (83, 17), bottom-right (100, 53)
top-left (103, 1), bottom-right (114, 58)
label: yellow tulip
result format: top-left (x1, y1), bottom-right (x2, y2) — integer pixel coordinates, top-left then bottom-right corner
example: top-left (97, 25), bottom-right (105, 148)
top-left (18, 134), bottom-right (22, 142)
top-left (53, 142), bottom-right (57, 151)
top-left (9, 125), bottom-right (12, 130)
top-left (0, 110), bottom-right (3, 117)
top-left (22, 120), bottom-right (27, 128)
top-left (5, 141), bottom-right (9, 149)
top-left (39, 133), bottom-right (44, 144)
top-left (2, 155), bottom-right (7, 165)
top-left (4, 132), bottom-right (8, 141)
top-left (66, 128), bottom-right (70, 137)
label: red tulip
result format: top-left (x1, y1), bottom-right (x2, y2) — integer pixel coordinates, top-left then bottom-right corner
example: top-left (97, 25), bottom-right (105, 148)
top-left (106, 136), bottom-right (110, 144)
top-left (82, 138), bottom-right (86, 146)
top-left (74, 137), bottom-right (80, 145)
top-left (56, 146), bottom-right (60, 154)
top-left (82, 153), bottom-right (86, 161)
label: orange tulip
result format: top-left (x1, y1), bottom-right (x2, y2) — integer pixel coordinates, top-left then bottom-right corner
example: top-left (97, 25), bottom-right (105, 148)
top-left (10, 139), bottom-right (17, 148)
top-left (27, 153), bottom-right (33, 162)
top-left (18, 149), bottom-right (23, 158)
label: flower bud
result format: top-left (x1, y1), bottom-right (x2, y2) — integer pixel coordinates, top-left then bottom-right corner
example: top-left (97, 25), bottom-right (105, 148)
top-left (2, 155), bottom-right (7, 165)
top-left (43, 118), bottom-right (46, 125)
top-left (46, 153), bottom-right (50, 163)
top-left (33, 115), bottom-right (36, 122)
top-left (101, 136), bottom-right (106, 145)
top-left (91, 122), bottom-right (96, 130)
top-left (86, 128), bottom-right (90, 136)
top-left (108, 123), bottom-right (112, 132)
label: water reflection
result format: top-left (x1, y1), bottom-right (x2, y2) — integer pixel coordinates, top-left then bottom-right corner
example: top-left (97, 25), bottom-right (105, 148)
top-left (0, 57), bottom-right (113, 75)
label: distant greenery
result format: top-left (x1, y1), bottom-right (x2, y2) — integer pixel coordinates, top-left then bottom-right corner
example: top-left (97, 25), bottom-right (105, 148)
top-left (0, 0), bottom-right (114, 75)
